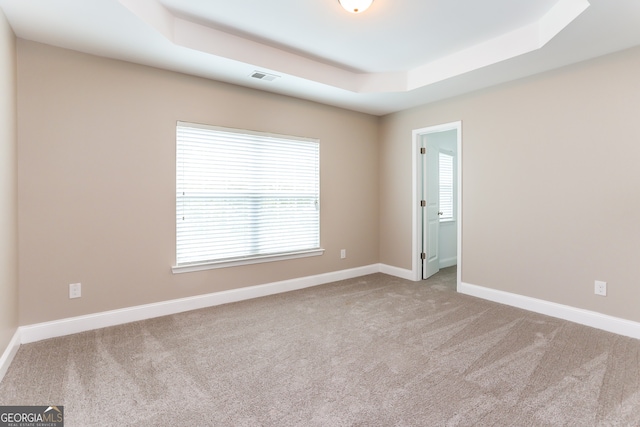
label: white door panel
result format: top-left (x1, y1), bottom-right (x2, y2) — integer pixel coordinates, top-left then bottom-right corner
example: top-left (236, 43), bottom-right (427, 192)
top-left (422, 136), bottom-right (440, 279)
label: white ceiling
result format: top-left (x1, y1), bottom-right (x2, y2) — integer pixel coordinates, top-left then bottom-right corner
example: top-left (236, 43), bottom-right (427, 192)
top-left (1, 0), bottom-right (640, 115)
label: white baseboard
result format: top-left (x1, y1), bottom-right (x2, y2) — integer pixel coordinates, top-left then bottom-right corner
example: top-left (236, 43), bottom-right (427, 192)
top-left (0, 329), bottom-right (21, 383)
top-left (379, 264), bottom-right (416, 281)
top-left (439, 257), bottom-right (457, 269)
top-left (19, 264), bottom-right (381, 344)
top-left (459, 282), bottom-right (640, 340)
top-left (10, 268), bottom-right (639, 378)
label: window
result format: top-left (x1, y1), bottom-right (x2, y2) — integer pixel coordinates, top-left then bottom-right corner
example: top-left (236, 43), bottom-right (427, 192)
top-left (174, 122), bottom-right (322, 272)
top-left (439, 151), bottom-right (454, 221)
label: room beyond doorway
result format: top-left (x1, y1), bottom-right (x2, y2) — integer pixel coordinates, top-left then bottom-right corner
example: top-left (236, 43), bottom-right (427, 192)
top-left (411, 121), bottom-right (462, 288)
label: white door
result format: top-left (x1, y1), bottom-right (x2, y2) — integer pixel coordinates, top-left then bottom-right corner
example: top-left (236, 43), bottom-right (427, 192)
top-left (422, 136), bottom-right (440, 279)
top-left (412, 121), bottom-right (461, 284)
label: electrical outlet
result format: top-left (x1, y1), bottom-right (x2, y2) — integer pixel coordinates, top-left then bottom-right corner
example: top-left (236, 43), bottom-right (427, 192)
top-left (594, 280), bottom-right (607, 296)
top-left (340, 249), bottom-right (346, 259)
top-left (69, 283), bottom-right (82, 299)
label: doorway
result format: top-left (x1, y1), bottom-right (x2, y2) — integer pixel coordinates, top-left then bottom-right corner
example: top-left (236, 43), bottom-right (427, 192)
top-left (411, 122), bottom-right (462, 287)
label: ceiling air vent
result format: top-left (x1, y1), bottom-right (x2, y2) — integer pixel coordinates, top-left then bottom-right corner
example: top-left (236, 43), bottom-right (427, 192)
top-left (250, 71), bottom-right (279, 82)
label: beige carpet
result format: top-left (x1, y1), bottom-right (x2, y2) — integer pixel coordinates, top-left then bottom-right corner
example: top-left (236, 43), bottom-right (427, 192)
top-left (2, 268), bottom-right (640, 426)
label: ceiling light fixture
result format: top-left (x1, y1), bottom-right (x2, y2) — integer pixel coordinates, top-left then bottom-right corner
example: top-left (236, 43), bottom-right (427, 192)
top-left (338, 0), bottom-right (373, 14)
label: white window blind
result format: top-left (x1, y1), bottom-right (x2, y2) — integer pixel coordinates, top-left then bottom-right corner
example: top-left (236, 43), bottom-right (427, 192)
top-left (439, 151), bottom-right (454, 220)
top-left (176, 122), bottom-right (320, 267)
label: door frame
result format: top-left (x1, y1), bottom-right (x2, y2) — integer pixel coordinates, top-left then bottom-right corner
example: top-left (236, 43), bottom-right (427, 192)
top-left (411, 121), bottom-right (462, 287)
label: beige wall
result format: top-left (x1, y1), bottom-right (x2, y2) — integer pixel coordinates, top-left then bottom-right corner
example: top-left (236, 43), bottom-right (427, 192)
top-left (17, 40), bottom-right (379, 325)
top-left (13, 36), bottom-right (640, 328)
top-left (0, 10), bottom-right (18, 350)
top-left (380, 46), bottom-right (640, 322)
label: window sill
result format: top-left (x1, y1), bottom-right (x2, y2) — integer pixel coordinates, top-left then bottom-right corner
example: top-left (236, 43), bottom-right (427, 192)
top-left (172, 248), bottom-right (325, 274)
top-left (439, 218), bottom-right (456, 224)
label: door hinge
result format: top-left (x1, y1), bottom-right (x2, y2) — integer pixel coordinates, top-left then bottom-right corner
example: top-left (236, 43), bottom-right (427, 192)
top-left (420, 200), bottom-right (426, 207)
top-left (420, 147), bottom-right (426, 154)
top-left (420, 252), bottom-right (426, 260)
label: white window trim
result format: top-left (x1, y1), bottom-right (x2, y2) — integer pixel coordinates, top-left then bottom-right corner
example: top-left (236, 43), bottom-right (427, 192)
top-left (174, 121), bottom-right (323, 272)
top-left (172, 248), bottom-right (324, 274)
